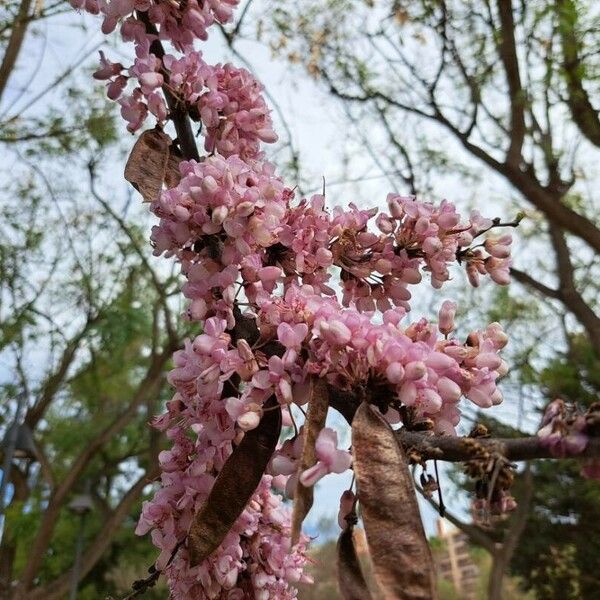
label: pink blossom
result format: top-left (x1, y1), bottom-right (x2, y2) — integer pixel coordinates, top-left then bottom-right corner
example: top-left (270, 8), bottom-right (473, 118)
top-left (299, 428), bottom-right (352, 487)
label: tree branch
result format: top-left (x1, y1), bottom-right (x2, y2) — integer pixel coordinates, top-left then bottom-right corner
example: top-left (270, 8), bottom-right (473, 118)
top-left (549, 225), bottom-right (600, 353)
top-left (495, 0), bottom-right (526, 164)
top-left (25, 316), bottom-right (98, 428)
top-left (321, 70), bottom-right (600, 255)
top-left (15, 343), bottom-right (175, 593)
top-left (396, 430), bottom-right (600, 462)
top-left (416, 484), bottom-right (496, 554)
top-left (0, 0), bottom-right (32, 104)
top-left (510, 267), bottom-right (561, 300)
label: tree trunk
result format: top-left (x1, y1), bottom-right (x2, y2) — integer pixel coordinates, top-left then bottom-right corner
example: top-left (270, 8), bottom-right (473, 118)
top-left (487, 467), bottom-right (534, 600)
top-left (488, 552), bottom-right (508, 600)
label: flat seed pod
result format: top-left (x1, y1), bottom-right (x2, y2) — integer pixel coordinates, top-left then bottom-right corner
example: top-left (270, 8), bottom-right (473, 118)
top-left (352, 402), bottom-right (437, 600)
top-left (188, 398), bottom-right (281, 565)
top-left (337, 525), bottom-right (374, 600)
top-left (124, 128), bottom-right (171, 202)
top-left (291, 377), bottom-right (329, 544)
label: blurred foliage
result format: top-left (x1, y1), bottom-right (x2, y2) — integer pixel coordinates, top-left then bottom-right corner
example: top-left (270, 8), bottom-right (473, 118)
top-left (299, 530), bottom-right (533, 599)
top-left (461, 333), bottom-right (600, 598)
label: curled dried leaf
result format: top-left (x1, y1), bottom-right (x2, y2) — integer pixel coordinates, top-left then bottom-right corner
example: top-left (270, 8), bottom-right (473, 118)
top-left (188, 398), bottom-right (281, 565)
top-left (291, 377), bottom-right (329, 544)
top-left (352, 402), bottom-right (437, 600)
top-left (124, 128), bottom-right (171, 202)
top-left (337, 525), bottom-right (374, 600)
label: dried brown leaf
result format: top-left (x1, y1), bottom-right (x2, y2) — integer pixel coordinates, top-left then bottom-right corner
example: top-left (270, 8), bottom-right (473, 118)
top-left (291, 377), bottom-right (329, 544)
top-left (124, 128), bottom-right (171, 202)
top-left (352, 402), bottom-right (437, 600)
top-left (337, 525), bottom-right (374, 600)
top-left (188, 398), bottom-right (281, 565)
top-left (164, 145), bottom-right (183, 189)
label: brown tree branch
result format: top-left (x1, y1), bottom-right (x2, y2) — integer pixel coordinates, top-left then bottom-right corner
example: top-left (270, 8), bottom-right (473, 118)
top-left (25, 316), bottom-right (98, 429)
top-left (510, 267), bottom-right (562, 300)
top-left (396, 430), bottom-right (600, 462)
top-left (136, 12), bottom-right (199, 161)
top-left (0, 0), bottom-right (32, 103)
top-left (416, 484), bottom-right (496, 554)
top-left (487, 465), bottom-right (534, 600)
top-left (321, 74), bottom-right (600, 254)
top-left (549, 225), bottom-right (600, 352)
top-left (495, 0), bottom-right (526, 164)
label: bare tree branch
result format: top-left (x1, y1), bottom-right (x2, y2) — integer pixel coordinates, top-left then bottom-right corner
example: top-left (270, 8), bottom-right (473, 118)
top-left (495, 0), bottom-right (526, 164)
top-left (510, 267), bottom-right (562, 300)
top-left (549, 225), bottom-right (600, 352)
top-left (0, 0), bottom-right (32, 103)
top-left (416, 483), bottom-right (496, 554)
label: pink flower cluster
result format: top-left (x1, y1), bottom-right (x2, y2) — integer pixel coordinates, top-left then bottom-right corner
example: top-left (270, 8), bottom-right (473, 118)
top-left (93, 46), bottom-right (277, 157)
top-left (137, 317), bottom-right (311, 598)
top-left (537, 400), bottom-right (600, 479)
top-left (71, 0), bottom-right (238, 46)
top-left (256, 285), bottom-right (507, 435)
top-left (471, 489), bottom-right (517, 521)
top-left (201, 62), bottom-right (278, 160)
top-left (151, 159), bottom-right (513, 327)
top-left (78, 0), bottom-right (276, 156)
top-left (538, 399), bottom-right (588, 457)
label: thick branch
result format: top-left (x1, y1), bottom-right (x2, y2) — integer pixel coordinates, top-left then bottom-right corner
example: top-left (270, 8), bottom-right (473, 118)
top-left (397, 430), bottom-right (600, 462)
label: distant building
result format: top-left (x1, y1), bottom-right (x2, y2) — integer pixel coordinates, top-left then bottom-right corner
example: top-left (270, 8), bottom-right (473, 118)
top-left (434, 519), bottom-right (479, 599)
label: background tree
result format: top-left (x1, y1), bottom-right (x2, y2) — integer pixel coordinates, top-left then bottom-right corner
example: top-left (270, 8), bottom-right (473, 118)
top-left (0, 3), bottom-right (192, 598)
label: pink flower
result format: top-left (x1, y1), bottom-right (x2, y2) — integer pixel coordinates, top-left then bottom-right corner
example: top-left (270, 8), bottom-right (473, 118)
top-left (299, 428), bottom-right (352, 487)
top-left (438, 300), bottom-right (457, 335)
top-left (277, 322), bottom-right (308, 349)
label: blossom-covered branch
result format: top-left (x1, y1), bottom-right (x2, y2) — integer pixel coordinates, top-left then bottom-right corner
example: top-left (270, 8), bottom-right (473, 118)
top-left (69, 1), bottom-right (539, 598)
